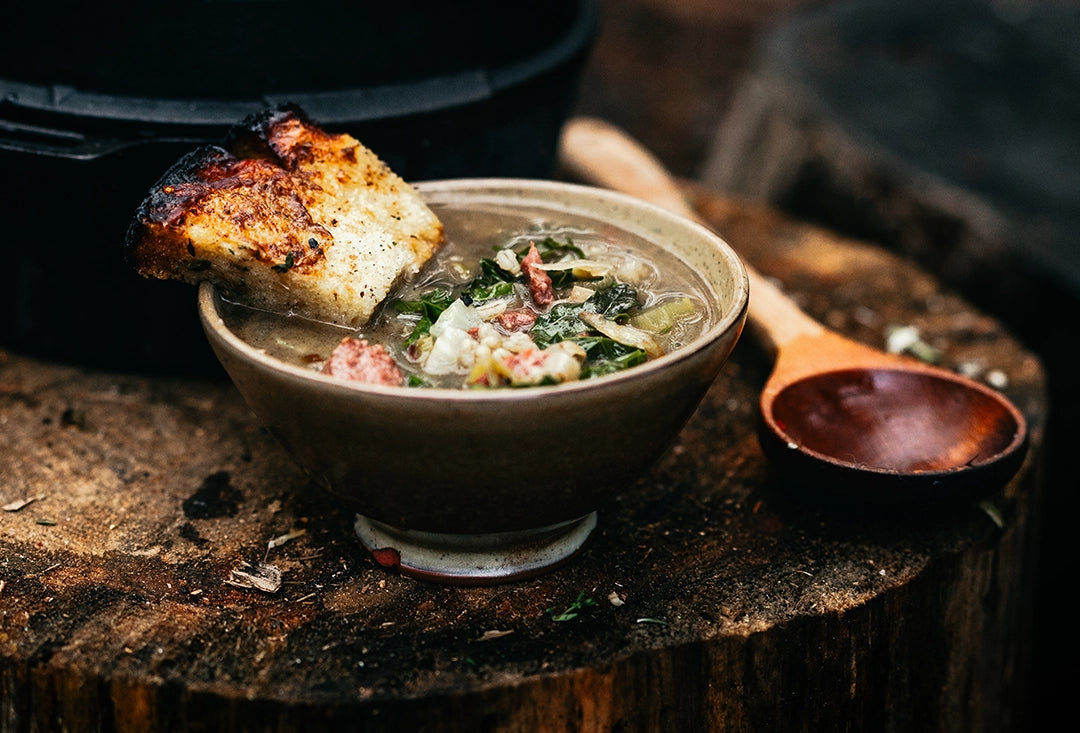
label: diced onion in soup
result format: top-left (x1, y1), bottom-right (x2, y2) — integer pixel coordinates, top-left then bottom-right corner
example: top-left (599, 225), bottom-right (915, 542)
top-left (629, 297), bottom-right (696, 334)
top-left (430, 299), bottom-right (482, 337)
top-left (532, 259), bottom-right (613, 279)
top-left (578, 310), bottom-right (664, 359)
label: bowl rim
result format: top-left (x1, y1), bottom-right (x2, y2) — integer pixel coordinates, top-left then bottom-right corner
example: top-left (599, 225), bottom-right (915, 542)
top-left (197, 177), bottom-right (749, 403)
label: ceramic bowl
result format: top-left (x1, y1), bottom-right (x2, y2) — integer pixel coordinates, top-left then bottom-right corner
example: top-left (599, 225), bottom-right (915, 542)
top-left (197, 178), bottom-right (748, 584)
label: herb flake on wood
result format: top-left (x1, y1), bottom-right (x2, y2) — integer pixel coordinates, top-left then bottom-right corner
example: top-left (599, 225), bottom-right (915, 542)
top-left (546, 591), bottom-right (596, 622)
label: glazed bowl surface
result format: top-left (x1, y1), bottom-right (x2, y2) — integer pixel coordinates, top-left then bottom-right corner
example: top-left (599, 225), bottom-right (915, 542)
top-left (198, 178), bottom-right (748, 583)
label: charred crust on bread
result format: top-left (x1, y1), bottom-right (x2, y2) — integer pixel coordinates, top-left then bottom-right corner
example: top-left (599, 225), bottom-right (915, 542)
top-left (125, 105), bottom-right (445, 327)
top-left (225, 104), bottom-right (308, 166)
top-left (125, 145), bottom-right (328, 277)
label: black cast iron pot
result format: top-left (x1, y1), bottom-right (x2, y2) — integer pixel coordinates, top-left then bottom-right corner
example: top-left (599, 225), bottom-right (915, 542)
top-left (0, 1), bottom-right (597, 374)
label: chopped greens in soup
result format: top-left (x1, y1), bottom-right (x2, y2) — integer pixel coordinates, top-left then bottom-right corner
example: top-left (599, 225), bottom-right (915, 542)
top-left (221, 203), bottom-right (715, 389)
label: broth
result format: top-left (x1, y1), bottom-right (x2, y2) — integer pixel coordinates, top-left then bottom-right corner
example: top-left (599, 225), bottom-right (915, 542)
top-left (220, 201), bottom-right (718, 389)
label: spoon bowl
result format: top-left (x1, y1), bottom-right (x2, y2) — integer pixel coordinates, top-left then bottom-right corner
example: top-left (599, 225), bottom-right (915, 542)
top-left (757, 331), bottom-right (1028, 505)
top-left (559, 117), bottom-right (1029, 505)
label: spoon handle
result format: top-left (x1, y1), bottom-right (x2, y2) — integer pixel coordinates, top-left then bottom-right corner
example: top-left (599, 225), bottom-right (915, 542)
top-left (558, 117), bottom-right (826, 354)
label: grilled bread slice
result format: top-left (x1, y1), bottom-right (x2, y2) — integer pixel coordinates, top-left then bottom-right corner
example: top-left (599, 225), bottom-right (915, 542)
top-left (125, 106), bottom-right (445, 327)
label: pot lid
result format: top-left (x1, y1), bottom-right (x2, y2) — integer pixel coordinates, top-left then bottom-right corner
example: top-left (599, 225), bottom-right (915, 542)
top-left (0, 1), bottom-right (596, 126)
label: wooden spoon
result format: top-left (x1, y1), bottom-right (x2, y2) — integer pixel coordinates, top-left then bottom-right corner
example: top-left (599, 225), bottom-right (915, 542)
top-left (558, 117), bottom-right (1029, 507)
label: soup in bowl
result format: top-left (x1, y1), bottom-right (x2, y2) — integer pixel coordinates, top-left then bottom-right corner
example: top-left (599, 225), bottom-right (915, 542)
top-left (198, 178), bottom-right (748, 584)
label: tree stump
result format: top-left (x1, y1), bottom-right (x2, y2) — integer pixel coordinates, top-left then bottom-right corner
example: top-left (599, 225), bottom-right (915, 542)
top-left (1, 192), bottom-right (1047, 732)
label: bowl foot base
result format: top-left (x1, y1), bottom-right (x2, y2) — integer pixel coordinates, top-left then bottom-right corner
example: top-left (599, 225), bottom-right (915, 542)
top-left (354, 512), bottom-right (598, 585)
